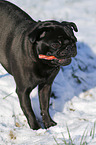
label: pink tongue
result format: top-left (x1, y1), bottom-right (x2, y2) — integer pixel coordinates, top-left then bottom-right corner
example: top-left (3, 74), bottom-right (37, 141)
top-left (39, 54), bottom-right (57, 60)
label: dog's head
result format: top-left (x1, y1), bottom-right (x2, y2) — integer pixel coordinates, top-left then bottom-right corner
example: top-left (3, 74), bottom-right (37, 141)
top-left (28, 20), bottom-right (78, 66)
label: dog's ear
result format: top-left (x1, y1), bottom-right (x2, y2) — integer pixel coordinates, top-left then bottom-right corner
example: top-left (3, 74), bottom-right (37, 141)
top-left (61, 21), bottom-right (78, 41)
top-left (28, 21), bottom-right (55, 43)
top-left (39, 31), bottom-right (46, 39)
top-left (61, 21), bottom-right (78, 32)
top-left (69, 22), bottom-right (78, 32)
top-left (28, 27), bottom-right (39, 43)
top-left (28, 28), bottom-right (47, 44)
top-left (28, 22), bottom-right (42, 43)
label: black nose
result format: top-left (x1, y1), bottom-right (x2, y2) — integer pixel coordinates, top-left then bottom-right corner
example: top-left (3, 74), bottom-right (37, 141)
top-left (55, 45), bottom-right (77, 58)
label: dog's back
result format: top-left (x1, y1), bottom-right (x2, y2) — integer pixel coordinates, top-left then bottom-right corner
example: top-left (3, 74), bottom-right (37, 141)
top-left (0, 0), bottom-right (35, 72)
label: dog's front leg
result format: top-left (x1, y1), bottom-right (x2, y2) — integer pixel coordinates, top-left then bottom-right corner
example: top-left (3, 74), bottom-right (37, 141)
top-left (38, 84), bottom-right (57, 129)
top-left (16, 87), bottom-right (40, 130)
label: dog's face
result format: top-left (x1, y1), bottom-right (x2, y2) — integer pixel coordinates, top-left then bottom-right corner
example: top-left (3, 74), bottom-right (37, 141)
top-left (29, 21), bottom-right (78, 66)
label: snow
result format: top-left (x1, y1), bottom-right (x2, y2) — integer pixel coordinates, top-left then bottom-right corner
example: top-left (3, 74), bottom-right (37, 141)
top-left (0, 0), bottom-right (96, 144)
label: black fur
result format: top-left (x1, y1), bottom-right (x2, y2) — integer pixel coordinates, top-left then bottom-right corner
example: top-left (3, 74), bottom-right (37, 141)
top-left (0, 0), bottom-right (78, 130)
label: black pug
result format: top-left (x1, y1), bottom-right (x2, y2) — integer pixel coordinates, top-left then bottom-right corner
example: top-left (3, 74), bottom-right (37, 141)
top-left (0, 0), bottom-right (78, 130)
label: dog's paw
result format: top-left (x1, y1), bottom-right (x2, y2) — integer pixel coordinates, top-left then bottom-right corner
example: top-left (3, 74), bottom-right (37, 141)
top-left (44, 120), bottom-right (57, 129)
top-left (41, 112), bottom-right (57, 129)
top-left (32, 124), bottom-right (41, 130)
top-left (28, 119), bottom-right (41, 130)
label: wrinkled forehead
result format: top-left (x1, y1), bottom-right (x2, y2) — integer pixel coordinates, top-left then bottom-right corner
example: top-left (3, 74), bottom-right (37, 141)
top-left (44, 27), bottom-right (76, 42)
top-left (38, 20), bottom-right (77, 42)
top-left (45, 28), bottom-right (66, 38)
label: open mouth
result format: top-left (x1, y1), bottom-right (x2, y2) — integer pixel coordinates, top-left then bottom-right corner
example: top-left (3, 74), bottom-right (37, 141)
top-left (39, 54), bottom-right (72, 65)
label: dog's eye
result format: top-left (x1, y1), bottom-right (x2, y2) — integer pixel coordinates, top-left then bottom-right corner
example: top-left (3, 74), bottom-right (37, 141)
top-left (51, 42), bottom-right (61, 49)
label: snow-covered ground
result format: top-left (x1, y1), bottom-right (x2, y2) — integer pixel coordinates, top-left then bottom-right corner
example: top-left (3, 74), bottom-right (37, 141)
top-left (0, 0), bottom-right (96, 144)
